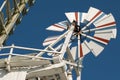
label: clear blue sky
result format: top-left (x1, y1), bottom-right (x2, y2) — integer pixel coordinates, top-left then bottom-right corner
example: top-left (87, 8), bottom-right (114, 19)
top-left (0, 0), bottom-right (120, 80)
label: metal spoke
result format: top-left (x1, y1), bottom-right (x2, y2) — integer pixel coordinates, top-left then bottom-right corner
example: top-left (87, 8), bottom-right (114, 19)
top-left (81, 33), bottom-right (108, 45)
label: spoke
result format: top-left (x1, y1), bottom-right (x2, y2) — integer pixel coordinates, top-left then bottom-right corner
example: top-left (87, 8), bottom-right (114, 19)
top-left (81, 33), bottom-right (109, 45)
top-left (81, 20), bottom-right (93, 31)
top-left (94, 31), bottom-right (113, 34)
top-left (82, 25), bottom-right (115, 33)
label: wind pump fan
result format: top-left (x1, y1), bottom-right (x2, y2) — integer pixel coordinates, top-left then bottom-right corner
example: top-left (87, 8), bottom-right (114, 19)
top-left (43, 7), bottom-right (117, 79)
top-left (45, 7), bottom-right (117, 57)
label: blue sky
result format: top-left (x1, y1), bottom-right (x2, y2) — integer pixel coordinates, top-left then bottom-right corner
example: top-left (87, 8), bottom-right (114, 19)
top-left (0, 0), bottom-right (120, 80)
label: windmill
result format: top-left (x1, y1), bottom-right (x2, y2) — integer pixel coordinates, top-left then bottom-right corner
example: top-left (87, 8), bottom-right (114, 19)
top-left (0, 6), bottom-right (117, 80)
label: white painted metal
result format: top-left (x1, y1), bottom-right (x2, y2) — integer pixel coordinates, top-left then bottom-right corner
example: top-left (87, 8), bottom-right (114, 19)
top-left (82, 41), bottom-right (90, 56)
top-left (60, 25), bottom-right (74, 58)
top-left (47, 44), bottom-right (63, 56)
top-left (78, 35), bottom-right (81, 58)
top-left (93, 13), bottom-right (115, 27)
top-left (85, 7), bottom-right (103, 21)
top-left (81, 13), bottom-right (87, 23)
top-left (35, 27), bottom-right (73, 57)
top-left (65, 12), bottom-right (87, 26)
top-left (81, 33), bottom-right (108, 45)
top-left (46, 20), bottom-right (68, 32)
top-left (0, 45), bottom-right (62, 54)
top-left (94, 31), bottom-right (112, 40)
top-left (65, 12), bottom-right (78, 23)
top-left (88, 41), bottom-right (104, 56)
top-left (81, 7), bottom-right (105, 30)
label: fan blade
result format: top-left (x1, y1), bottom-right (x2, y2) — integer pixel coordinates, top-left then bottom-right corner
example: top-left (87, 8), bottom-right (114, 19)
top-left (80, 13), bottom-right (87, 23)
top-left (111, 28), bottom-right (117, 38)
top-left (70, 41), bottom-right (90, 60)
top-left (87, 40), bottom-right (105, 56)
top-left (93, 13), bottom-right (116, 38)
top-left (81, 33), bottom-right (109, 45)
top-left (43, 36), bottom-right (59, 46)
top-left (82, 25), bottom-right (117, 39)
top-left (94, 28), bottom-right (117, 39)
top-left (80, 33), bottom-right (108, 56)
top-left (78, 35), bottom-right (90, 58)
top-left (86, 7), bottom-right (105, 23)
top-left (93, 15), bottom-right (108, 26)
top-left (81, 7), bottom-right (106, 31)
top-left (93, 13), bottom-right (116, 28)
top-left (46, 20), bottom-right (69, 32)
top-left (65, 12), bottom-right (87, 25)
top-left (79, 42), bottom-right (90, 58)
top-left (81, 40), bottom-right (90, 56)
top-left (65, 12), bottom-right (79, 23)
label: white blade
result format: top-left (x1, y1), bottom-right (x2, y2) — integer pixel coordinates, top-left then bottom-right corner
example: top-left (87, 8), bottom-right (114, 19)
top-left (43, 36), bottom-right (59, 46)
top-left (46, 20), bottom-right (68, 32)
top-left (94, 28), bottom-right (116, 40)
top-left (65, 12), bottom-right (79, 23)
top-left (70, 34), bottom-right (90, 59)
top-left (93, 13), bottom-right (116, 38)
top-left (86, 7), bottom-right (105, 22)
top-left (82, 25), bottom-right (117, 39)
top-left (87, 40), bottom-right (104, 56)
top-left (65, 12), bottom-right (88, 25)
top-left (70, 41), bottom-right (90, 60)
top-left (111, 28), bottom-right (117, 38)
top-left (81, 33), bottom-right (109, 45)
top-left (81, 13), bottom-right (87, 23)
top-left (93, 15), bottom-right (108, 27)
top-left (81, 41), bottom-right (90, 56)
top-left (93, 13), bottom-right (116, 28)
top-left (81, 7), bottom-right (106, 30)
